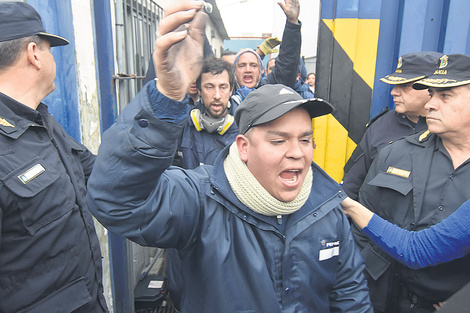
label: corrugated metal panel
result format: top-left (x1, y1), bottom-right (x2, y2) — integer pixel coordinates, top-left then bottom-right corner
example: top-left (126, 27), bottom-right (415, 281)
top-left (373, 0), bottom-right (470, 116)
top-left (315, 0), bottom-right (382, 182)
top-left (316, 0), bottom-right (470, 182)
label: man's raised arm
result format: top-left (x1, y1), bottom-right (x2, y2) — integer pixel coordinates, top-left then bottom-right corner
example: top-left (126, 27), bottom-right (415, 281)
top-left (86, 1), bottom-right (207, 245)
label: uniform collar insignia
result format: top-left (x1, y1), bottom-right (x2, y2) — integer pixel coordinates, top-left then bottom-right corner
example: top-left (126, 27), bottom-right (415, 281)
top-left (419, 130), bottom-right (431, 142)
top-left (0, 117), bottom-right (14, 128)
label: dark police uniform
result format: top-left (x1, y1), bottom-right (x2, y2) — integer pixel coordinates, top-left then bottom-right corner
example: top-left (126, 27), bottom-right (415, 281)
top-left (353, 130), bottom-right (470, 312)
top-left (342, 109), bottom-right (427, 200)
top-left (0, 92), bottom-right (107, 312)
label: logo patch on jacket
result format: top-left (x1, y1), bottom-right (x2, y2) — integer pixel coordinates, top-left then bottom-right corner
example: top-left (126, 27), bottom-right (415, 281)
top-left (386, 166), bottom-right (410, 178)
top-left (319, 240), bottom-right (340, 261)
top-left (18, 164), bottom-right (45, 184)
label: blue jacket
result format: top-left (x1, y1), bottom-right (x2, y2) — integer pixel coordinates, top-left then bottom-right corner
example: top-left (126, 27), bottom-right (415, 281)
top-left (87, 84), bottom-right (372, 312)
top-left (294, 77), bottom-right (315, 99)
top-left (0, 93), bottom-right (107, 312)
top-left (176, 99), bottom-right (239, 169)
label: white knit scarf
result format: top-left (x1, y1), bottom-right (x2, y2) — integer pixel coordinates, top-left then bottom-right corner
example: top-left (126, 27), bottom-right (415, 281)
top-left (223, 143), bottom-right (312, 216)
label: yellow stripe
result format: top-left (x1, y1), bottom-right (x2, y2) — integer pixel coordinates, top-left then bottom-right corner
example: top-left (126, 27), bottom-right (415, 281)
top-left (312, 115), bottom-right (356, 182)
top-left (218, 115), bottom-right (234, 135)
top-left (313, 18), bottom-right (380, 182)
top-left (323, 18), bottom-right (380, 89)
top-left (190, 109), bottom-right (202, 131)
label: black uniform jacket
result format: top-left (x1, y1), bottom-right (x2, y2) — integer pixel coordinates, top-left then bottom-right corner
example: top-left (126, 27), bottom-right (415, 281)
top-left (0, 93), bottom-right (107, 312)
top-left (353, 130), bottom-right (470, 311)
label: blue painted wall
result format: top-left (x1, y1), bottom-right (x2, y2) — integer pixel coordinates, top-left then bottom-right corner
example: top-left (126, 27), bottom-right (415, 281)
top-left (27, 0), bottom-right (81, 142)
top-left (371, 0), bottom-right (470, 118)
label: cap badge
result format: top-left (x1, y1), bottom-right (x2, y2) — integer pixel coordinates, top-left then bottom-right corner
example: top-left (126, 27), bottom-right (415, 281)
top-left (439, 55), bottom-right (448, 69)
top-left (279, 88), bottom-right (295, 95)
top-left (397, 57), bottom-right (403, 69)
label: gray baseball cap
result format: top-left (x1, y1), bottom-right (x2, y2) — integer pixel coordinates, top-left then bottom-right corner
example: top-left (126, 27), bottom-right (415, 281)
top-left (235, 84), bottom-right (333, 134)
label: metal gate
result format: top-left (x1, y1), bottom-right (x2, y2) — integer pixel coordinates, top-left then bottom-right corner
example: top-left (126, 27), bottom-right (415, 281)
top-left (114, 0), bottom-right (163, 111)
top-left (112, 1), bottom-right (165, 312)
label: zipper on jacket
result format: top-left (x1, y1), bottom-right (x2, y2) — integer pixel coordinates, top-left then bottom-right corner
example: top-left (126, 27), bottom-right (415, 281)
top-left (277, 215), bottom-right (282, 225)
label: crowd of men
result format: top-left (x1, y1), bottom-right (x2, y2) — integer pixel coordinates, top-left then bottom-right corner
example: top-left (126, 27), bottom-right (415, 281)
top-left (1, 0), bottom-right (470, 312)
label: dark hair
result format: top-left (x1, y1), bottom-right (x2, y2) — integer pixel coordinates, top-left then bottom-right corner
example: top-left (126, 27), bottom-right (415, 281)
top-left (196, 56), bottom-right (235, 90)
top-left (221, 49), bottom-right (237, 56)
top-left (0, 35), bottom-right (44, 72)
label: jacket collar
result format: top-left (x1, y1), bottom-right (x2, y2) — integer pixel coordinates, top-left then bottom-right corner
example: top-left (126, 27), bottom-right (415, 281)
top-left (0, 92), bottom-right (47, 139)
top-left (405, 129), bottom-right (438, 148)
top-left (209, 145), bottom-right (344, 231)
top-left (394, 111), bottom-right (427, 131)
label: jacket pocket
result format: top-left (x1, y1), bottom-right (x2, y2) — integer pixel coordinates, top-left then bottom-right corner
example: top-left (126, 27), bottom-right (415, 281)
top-left (17, 277), bottom-right (92, 313)
top-left (2, 156), bottom-right (74, 235)
top-left (367, 171), bottom-right (413, 196)
top-left (361, 243), bottom-right (391, 280)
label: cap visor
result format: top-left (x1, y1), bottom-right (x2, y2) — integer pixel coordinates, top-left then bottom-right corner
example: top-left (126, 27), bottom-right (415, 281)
top-left (39, 32), bottom-right (69, 46)
top-left (380, 74), bottom-right (425, 85)
top-left (413, 78), bottom-right (470, 90)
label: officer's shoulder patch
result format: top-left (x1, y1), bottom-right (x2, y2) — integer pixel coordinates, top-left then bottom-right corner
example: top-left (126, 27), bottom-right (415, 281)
top-left (366, 107), bottom-right (389, 128)
top-left (0, 117), bottom-right (14, 128)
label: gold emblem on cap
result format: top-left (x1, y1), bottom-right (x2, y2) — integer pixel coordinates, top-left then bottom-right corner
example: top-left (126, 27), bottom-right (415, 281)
top-left (433, 69), bottom-right (447, 75)
top-left (439, 55), bottom-right (448, 69)
top-left (423, 78), bottom-right (456, 84)
top-left (384, 76), bottom-right (406, 82)
top-left (387, 166), bottom-right (410, 178)
top-left (397, 57), bottom-right (403, 69)
top-left (0, 117), bottom-right (14, 128)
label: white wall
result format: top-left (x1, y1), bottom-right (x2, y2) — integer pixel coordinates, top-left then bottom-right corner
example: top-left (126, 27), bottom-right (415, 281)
top-left (70, 0), bottom-right (113, 311)
top-left (217, 0), bottom-right (320, 59)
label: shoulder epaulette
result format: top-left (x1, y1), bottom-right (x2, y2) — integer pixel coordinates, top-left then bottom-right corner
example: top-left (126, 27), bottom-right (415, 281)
top-left (419, 130), bottom-right (431, 142)
top-left (366, 107), bottom-right (389, 128)
top-left (0, 117), bottom-right (14, 128)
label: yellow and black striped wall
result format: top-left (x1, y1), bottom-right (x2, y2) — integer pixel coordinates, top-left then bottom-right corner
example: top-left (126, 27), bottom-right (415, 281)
top-left (313, 0), bottom-right (470, 182)
top-left (314, 0), bottom-right (381, 182)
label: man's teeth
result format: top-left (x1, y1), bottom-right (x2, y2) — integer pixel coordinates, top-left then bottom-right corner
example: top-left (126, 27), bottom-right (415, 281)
top-left (286, 170), bottom-right (299, 182)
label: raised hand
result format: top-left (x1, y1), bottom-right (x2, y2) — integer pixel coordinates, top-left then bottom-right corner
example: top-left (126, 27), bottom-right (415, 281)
top-left (277, 0), bottom-right (300, 25)
top-left (154, 1), bottom-right (207, 101)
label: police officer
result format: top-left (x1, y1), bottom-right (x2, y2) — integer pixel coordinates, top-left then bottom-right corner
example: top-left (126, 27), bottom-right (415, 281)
top-left (353, 54), bottom-right (470, 312)
top-left (0, 2), bottom-right (107, 312)
top-left (342, 51), bottom-right (442, 200)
